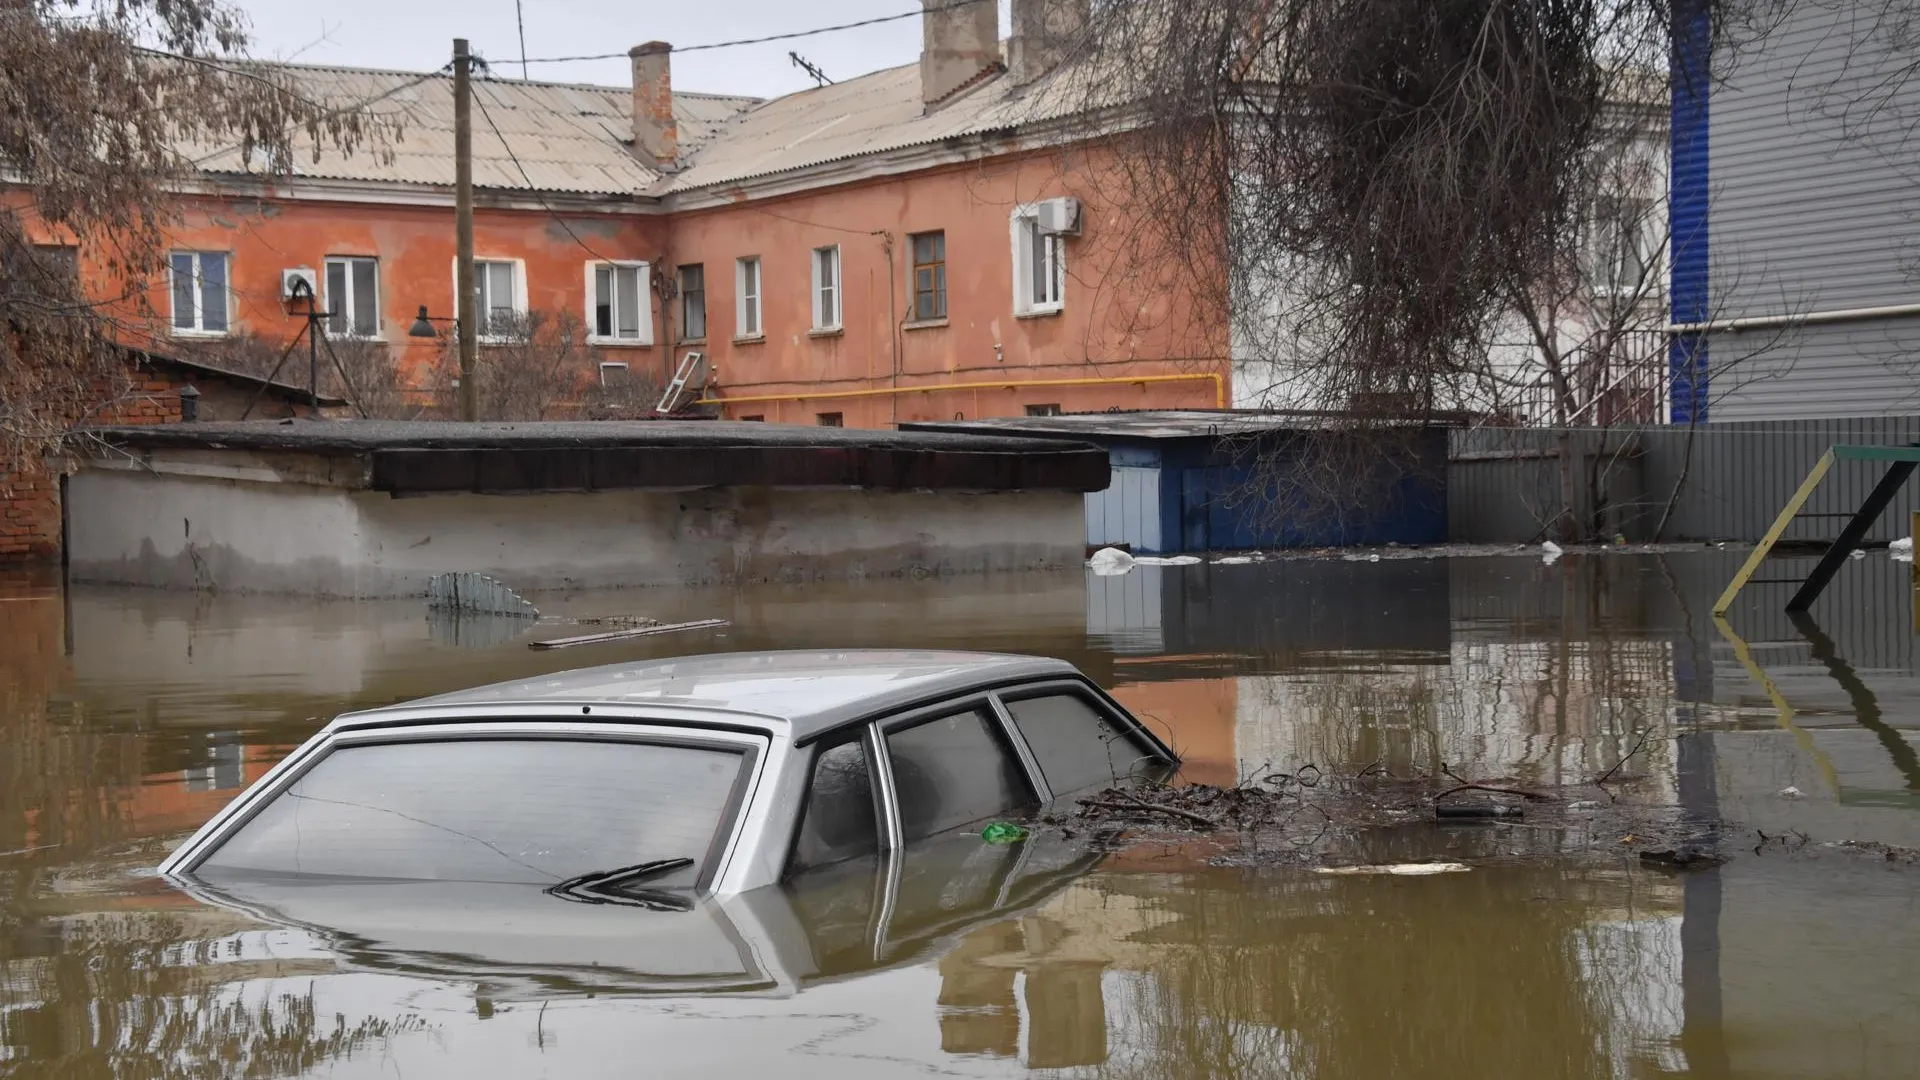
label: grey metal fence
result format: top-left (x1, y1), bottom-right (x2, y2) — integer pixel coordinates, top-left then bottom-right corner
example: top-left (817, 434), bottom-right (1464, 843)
top-left (1449, 416), bottom-right (1920, 543)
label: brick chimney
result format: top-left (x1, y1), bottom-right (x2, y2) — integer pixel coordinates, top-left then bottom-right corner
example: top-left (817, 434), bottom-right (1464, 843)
top-left (1009, 0), bottom-right (1089, 86)
top-left (630, 42), bottom-right (678, 168)
top-left (921, 0), bottom-right (1002, 110)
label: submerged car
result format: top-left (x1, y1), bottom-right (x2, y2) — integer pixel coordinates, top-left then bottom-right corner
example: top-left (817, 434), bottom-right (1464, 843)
top-left (161, 650), bottom-right (1177, 904)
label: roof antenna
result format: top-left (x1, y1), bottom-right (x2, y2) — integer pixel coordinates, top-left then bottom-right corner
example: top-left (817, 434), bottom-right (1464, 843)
top-left (515, 0), bottom-right (529, 79)
top-left (789, 51), bottom-right (832, 87)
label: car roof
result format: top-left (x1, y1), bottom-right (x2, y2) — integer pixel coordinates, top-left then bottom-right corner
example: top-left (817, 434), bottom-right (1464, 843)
top-left (371, 649), bottom-right (1083, 742)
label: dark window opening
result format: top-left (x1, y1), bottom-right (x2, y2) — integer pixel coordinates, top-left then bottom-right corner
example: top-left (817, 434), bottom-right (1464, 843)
top-left (1025, 403), bottom-right (1063, 417)
top-left (817, 412), bottom-right (844, 427)
top-left (680, 263), bottom-right (707, 340)
top-left (910, 231), bottom-right (947, 321)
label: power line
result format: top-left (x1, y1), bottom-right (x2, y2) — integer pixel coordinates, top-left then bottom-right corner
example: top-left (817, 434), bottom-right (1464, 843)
top-left (470, 79), bottom-right (619, 265)
top-left (516, 0), bottom-right (993, 64)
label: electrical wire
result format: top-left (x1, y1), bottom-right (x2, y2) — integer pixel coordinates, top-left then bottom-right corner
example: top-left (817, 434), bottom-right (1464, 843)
top-left (470, 79), bottom-right (620, 265)
top-left (516, 0), bottom-right (993, 63)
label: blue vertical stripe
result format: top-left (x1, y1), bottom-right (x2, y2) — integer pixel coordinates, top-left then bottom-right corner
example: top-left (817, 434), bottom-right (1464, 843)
top-left (1670, 0), bottom-right (1713, 422)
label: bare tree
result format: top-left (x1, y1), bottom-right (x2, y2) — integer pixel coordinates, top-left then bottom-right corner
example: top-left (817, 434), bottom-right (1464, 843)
top-left (0, 0), bottom-right (394, 468)
top-left (421, 310), bottom-right (659, 422)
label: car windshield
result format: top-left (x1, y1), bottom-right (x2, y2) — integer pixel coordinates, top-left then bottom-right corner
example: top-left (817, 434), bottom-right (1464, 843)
top-left (194, 738), bottom-right (750, 890)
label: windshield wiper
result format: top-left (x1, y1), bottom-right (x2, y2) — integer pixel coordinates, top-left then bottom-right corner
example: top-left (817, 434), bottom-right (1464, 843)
top-left (545, 857), bottom-right (696, 912)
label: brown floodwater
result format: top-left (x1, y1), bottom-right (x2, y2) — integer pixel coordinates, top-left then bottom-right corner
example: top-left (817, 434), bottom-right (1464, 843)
top-left (3, 550), bottom-right (1919, 1077)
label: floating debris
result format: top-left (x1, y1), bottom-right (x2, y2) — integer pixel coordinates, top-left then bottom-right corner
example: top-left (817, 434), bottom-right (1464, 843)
top-left (981, 822), bottom-right (1029, 844)
top-left (425, 572), bottom-right (539, 618)
top-left (1313, 862), bottom-right (1470, 876)
top-left (529, 618), bottom-right (730, 651)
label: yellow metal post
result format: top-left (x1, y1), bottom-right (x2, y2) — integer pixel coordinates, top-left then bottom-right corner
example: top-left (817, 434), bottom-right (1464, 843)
top-left (1714, 449), bottom-right (1836, 615)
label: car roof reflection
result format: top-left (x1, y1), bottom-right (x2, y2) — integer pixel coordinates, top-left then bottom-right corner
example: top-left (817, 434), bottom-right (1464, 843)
top-left (177, 829), bottom-right (1104, 1000)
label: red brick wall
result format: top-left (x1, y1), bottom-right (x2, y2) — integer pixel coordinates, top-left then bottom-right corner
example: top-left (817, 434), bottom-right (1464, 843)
top-left (0, 367), bottom-right (187, 564)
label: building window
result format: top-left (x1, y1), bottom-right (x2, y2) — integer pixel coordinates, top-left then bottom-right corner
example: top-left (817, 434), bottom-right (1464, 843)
top-left (816, 411), bottom-right (844, 427)
top-left (1012, 207), bottom-right (1065, 314)
top-left (1588, 195), bottom-right (1660, 297)
top-left (464, 258), bottom-right (525, 340)
top-left (736, 256), bottom-right (762, 338)
top-left (812, 245), bottom-right (841, 331)
top-left (588, 261), bottom-right (652, 344)
top-left (910, 231), bottom-right (946, 321)
top-left (680, 264), bottom-right (707, 341)
top-left (740, 414), bottom-right (765, 422)
top-left (169, 251), bottom-right (230, 335)
top-left (1025, 403), bottom-right (1063, 417)
top-left (324, 256), bottom-right (380, 338)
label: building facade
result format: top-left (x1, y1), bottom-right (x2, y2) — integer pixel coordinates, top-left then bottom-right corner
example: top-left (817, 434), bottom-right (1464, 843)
top-left (20, 0), bottom-right (1227, 434)
top-left (1671, 0), bottom-right (1920, 422)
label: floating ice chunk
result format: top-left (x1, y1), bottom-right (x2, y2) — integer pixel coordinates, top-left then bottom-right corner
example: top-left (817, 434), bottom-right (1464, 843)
top-left (1087, 547), bottom-right (1136, 576)
top-left (1778, 786), bottom-right (1804, 799)
top-left (1212, 555), bottom-right (1258, 565)
top-left (1893, 537), bottom-right (1914, 562)
top-left (1134, 555), bottom-right (1202, 566)
top-left (1542, 540), bottom-right (1564, 565)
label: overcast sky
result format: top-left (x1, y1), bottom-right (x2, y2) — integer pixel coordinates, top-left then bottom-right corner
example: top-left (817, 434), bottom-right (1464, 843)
top-left (235, 0), bottom-right (1012, 100)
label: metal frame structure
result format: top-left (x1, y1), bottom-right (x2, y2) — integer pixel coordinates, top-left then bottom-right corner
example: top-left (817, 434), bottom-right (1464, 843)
top-left (1713, 444), bottom-right (1920, 615)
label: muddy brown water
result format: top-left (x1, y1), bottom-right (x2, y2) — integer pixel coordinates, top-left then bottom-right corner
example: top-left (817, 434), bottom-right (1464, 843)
top-left (3, 551), bottom-right (1919, 1077)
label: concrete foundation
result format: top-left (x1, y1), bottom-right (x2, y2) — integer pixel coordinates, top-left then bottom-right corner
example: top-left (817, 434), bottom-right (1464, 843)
top-left (68, 421), bottom-right (1105, 596)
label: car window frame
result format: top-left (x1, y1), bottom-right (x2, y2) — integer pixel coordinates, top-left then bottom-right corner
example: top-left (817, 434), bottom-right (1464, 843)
top-left (870, 691), bottom-right (1044, 848)
top-left (781, 725), bottom-right (887, 878)
top-left (166, 722), bottom-right (766, 894)
top-left (990, 679), bottom-right (1170, 797)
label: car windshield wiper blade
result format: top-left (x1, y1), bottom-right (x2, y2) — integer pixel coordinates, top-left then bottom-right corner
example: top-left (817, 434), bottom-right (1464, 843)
top-left (545, 857), bottom-right (696, 910)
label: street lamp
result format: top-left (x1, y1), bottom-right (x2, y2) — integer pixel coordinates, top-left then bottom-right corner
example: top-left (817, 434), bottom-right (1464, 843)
top-left (408, 305), bottom-right (454, 339)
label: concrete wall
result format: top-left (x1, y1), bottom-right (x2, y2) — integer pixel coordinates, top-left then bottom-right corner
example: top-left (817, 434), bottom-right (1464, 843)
top-left (65, 466), bottom-right (1088, 596)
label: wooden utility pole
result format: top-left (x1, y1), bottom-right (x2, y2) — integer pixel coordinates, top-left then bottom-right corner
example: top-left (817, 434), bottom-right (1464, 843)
top-left (453, 38), bottom-right (479, 422)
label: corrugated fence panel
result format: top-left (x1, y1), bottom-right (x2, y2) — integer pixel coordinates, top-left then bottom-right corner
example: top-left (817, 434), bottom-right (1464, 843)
top-left (1451, 417), bottom-right (1920, 543)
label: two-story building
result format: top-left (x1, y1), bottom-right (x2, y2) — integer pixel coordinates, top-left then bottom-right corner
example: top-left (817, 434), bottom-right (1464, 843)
top-left (37, 0), bottom-right (1226, 432)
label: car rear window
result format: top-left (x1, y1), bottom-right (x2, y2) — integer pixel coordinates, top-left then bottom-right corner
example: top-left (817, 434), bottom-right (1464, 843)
top-left (1002, 692), bottom-right (1142, 797)
top-left (196, 738), bottom-right (748, 889)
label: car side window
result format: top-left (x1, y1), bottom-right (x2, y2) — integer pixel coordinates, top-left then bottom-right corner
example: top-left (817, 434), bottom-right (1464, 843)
top-left (789, 737), bottom-right (879, 874)
top-left (886, 708), bottom-right (1037, 842)
top-left (1002, 692), bottom-right (1143, 798)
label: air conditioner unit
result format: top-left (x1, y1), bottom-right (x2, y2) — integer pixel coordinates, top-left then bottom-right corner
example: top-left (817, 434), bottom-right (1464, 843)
top-left (281, 267), bottom-right (319, 300)
top-left (1035, 197), bottom-right (1082, 236)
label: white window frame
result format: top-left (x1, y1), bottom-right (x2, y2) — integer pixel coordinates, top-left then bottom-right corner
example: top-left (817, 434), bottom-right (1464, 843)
top-left (584, 260), bottom-right (654, 346)
top-left (452, 257), bottom-right (529, 343)
top-left (810, 245), bottom-right (842, 332)
top-left (1010, 205), bottom-right (1065, 316)
top-left (735, 256), bottom-right (763, 338)
top-left (167, 250), bottom-right (232, 337)
top-left (323, 255), bottom-right (382, 340)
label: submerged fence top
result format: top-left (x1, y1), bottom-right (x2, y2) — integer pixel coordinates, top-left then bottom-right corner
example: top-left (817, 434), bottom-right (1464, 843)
top-left (81, 420), bottom-right (1113, 494)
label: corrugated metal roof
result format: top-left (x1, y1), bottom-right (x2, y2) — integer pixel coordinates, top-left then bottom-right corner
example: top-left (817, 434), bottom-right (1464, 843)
top-left (666, 59), bottom-right (1090, 192)
top-left (190, 63), bottom-right (758, 197)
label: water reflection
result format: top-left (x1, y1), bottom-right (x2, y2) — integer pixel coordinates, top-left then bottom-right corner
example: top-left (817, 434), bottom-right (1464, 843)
top-left (2, 553), bottom-right (1920, 1076)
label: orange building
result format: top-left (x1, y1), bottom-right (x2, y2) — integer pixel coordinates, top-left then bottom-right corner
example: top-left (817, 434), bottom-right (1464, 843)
top-left (21, 0), bottom-right (1227, 430)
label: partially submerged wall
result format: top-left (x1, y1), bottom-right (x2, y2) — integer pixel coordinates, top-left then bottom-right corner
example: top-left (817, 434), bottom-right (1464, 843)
top-left (67, 468), bottom-right (1085, 596)
top-left (65, 420), bottom-right (1108, 596)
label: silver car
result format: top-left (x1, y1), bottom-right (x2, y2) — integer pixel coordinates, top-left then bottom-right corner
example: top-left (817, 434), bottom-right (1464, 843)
top-left (160, 650), bottom-right (1177, 902)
